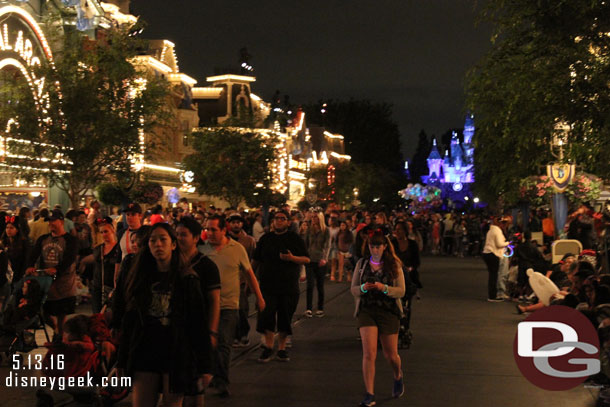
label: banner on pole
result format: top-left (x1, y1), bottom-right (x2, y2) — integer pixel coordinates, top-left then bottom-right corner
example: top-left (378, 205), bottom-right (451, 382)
top-left (547, 164), bottom-right (575, 193)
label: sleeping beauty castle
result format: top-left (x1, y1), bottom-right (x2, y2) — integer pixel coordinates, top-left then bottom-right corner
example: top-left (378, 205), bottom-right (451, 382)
top-left (421, 115), bottom-right (475, 202)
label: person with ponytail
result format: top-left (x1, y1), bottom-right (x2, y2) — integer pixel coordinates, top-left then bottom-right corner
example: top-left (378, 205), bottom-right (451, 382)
top-left (351, 229), bottom-right (406, 406)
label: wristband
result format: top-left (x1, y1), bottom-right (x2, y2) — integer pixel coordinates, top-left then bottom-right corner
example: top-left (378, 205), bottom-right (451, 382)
top-left (360, 284), bottom-right (368, 294)
top-left (210, 331), bottom-right (219, 338)
top-left (383, 284), bottom-right (389, 295)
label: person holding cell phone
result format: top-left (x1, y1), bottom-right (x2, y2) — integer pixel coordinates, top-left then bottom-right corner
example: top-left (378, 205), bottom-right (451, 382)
top-left (351, 228), bottom-right (406, 407)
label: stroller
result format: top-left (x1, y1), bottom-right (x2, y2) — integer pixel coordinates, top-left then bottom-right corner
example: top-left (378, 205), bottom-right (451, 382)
top-left (36, 313), bottom-right (130, 407)
top-left (398, 267), bottom-right (417, 349)
top-left (0, 273), bottom-right (54, 363)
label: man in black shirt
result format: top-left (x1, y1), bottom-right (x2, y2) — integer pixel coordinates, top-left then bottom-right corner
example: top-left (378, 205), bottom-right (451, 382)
top-left (26, 209), bottom-right (78, 340)
top-left (254, 210), bottom-right (309, 363)
top-left (176, 217), bottom-right (220, 400)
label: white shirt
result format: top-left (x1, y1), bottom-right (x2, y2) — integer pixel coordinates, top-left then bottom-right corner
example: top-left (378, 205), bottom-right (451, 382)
top-left (482, 224), bottom-right (509, 258)
top-left (252, 221), bottom-right (265, 242)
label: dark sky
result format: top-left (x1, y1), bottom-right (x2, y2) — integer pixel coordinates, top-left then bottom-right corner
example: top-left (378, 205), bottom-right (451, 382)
top-left (130, 0), bottom-right (492, 158)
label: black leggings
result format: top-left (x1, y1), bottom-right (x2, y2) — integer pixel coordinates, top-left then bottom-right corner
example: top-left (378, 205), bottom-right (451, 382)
top-left (482, 252), bottom-right (499, 299)
top-left (306, 262), bottom-right (325, 311)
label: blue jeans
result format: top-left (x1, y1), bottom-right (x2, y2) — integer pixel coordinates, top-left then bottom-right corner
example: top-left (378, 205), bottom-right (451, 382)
top-left (497, 256), bottom-right (509, 297)
top-left (215, 309), bottom-right (239, 386)
top-left (306, 262), bottom-right (325, 311)
top-left (235, 284), bottom-right (250, 340)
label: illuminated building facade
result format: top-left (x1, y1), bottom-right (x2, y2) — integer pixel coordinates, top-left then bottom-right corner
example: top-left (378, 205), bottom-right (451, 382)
top-left (0, 0), bottom-right (203, 207)
top-left (0, 0), bottom-right (348, 208)
top-left (0, 1), bottom-right (58, 207)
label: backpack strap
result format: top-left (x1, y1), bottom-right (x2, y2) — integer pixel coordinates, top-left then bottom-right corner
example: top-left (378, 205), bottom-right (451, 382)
top-left (354, 258), bottom-right (369, 284)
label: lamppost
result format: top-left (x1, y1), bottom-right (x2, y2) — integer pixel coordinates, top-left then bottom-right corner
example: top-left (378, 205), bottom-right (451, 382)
top-left (548, 121), bottom-right (574, 239)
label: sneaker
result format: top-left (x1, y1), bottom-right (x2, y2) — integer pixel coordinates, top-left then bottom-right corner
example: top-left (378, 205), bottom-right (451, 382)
top-left (360, 392), bottom-right (376, 407)
top-left (232, 339), bottom-right (241, 348)
top-left (487, 298), bottom-right (503, 302)
top-left (276, 349), bottom-right (290, 362)
top-left (240, 337), bottom-right (250, 347)
top-left (257, 346), bottom-right (274, 363)
top-left (304, 310), bottom-right (313, 318)
top-left (315, 310), bottom-right (325, 318)
top-left (392, 376), bottom-right (404, 398)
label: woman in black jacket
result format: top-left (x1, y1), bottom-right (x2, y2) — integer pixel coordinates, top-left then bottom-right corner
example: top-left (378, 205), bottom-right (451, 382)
top-left (117, 223), bottom-right (211, 406)
top-left (2, 215), bottom-right (31, 284)
top-left (391, 221), bottom-right (422, 289)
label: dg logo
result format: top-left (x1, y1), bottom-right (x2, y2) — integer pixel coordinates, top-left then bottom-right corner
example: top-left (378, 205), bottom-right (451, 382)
top-left (513, 305), bottom-right (600, 390)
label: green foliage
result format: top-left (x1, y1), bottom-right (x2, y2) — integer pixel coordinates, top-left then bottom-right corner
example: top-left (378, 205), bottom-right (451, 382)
top-left (0, 19), bottom-right (171, 208)
top-left (466, 0), bottom-right (610, 203)
top-left (246, 189), bottom-right (286, 208)
top-left (95, 183), bottom-right (127, 206)
top-left (303, 99), bottom-right (408, 205)
top-left (516, 174), bottom-right (602, 207)
top-left (410, 130), bottom-right (431, 183)
top-left (96, 180), bottom-right (164, 206)
top-left (303, 99), bottom-right (404, 172)
top-left (307, 162), bottom-right (405, 208)
top-left (183, 127), bottom-right (277, 208)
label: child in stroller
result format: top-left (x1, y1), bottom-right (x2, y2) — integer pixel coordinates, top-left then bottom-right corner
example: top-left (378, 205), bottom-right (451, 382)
top-left (398, 266), bottom-right (418, 349)
top-left (0, 274), bottom-right (52, 357)
top-left (2, 278), bottom-right (42, 330)
top-left (37, 313), bottom-right (128, 406)
top-left (43, 315), bottom-right (98, 377)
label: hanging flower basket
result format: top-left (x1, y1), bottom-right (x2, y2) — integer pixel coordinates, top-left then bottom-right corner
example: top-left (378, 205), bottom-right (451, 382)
top-left (130, 181), bottom-right (164, 205)
top-left (519, 174), bottom-right (602, 207)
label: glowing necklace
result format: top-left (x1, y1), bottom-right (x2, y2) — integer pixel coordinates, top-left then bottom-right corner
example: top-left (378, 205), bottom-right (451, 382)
top-left (369, 257), bottom-right (383, 266)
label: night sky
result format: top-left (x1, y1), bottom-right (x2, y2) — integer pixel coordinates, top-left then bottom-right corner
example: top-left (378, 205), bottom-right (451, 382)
top-left (130, 0), bottom-right (492, 158)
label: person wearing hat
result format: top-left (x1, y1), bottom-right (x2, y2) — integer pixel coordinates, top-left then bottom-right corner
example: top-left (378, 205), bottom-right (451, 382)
top-left (29, 207), bottom-right (50, 243)
top-left (25, 209), bottom-right (79, 340)
top-left (115, 203), bottom-right (142, 285)
top-left (2, 215), bottom-right (31, 284)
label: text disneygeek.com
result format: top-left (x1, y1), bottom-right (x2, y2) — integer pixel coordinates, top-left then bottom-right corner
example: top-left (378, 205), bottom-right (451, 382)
top-left (5, 371), bottom-right (131, 391)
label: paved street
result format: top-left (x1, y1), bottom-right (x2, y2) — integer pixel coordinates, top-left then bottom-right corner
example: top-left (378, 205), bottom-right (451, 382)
top-left (1, 256), bottom-right (599, 406)
top-left (207, 256), bottom-right (597, 407)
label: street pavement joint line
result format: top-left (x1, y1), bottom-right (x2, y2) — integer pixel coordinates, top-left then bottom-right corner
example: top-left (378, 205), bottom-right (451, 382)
top-left (232, 285), bottom-right (351, 367)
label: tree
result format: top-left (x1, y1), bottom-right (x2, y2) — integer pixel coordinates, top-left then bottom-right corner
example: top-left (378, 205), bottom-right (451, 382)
top-left (307, 162), bottom-right (356, 206)
top-left (303, 99), bottom-right (408, 205)
top-left (306, 162), bottom-right (405, 208)
top-left (304, 99), bottom-right (404, 173)
top-left (183, 126), bottom-right (277, 208)
top-left (0, 21), bottom-right (170, 208)
top-left (466, 0), bottom-right (610, 203)
top-left (410, 130), bottom-right (431, 183)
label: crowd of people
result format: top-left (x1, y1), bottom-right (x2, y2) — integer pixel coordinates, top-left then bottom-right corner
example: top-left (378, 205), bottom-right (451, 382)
top-left (1, 197), bottom-right (610, 406)
top-left (0, 200), bottom-right (425, 406)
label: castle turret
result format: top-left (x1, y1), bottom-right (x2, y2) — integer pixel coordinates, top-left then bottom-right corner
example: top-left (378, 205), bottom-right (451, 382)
top-left (463, 113), bottom-right (475, 163)
top-left (426, 139), bottom-right (443, 180)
